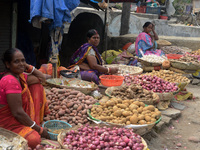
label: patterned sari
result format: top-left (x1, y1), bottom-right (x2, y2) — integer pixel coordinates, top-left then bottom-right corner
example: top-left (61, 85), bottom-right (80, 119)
top-left (135, 32), bottom-right (165, 58)
top-left (0, 73), bottom-right (49, 148)
top-left (69, 43), bottom-right (103, 84)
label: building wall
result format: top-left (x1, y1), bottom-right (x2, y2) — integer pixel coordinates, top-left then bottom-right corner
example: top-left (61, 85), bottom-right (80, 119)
top-left (70, 7), bottom-right (200, 38)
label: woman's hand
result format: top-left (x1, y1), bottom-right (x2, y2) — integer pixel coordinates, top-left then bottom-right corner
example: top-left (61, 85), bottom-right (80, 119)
top-left (152, 24), bottom-right (155, 31)
top-left (41, 128), bottom-right (50, 139)
top-left (24, 63), bottom-right (31, 72)
top-left (110, 67), bottom-right (118, 74)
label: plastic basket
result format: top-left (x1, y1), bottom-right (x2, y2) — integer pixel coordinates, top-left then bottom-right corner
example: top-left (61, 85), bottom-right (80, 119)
top-left (42, 120), bottom-right (72, 140)
top-left (99, 75), bottom-right (124, 87)
top-left (146, 6), bottom-right (161, 15)
top-left (136, 6), bottom-right (146, 13)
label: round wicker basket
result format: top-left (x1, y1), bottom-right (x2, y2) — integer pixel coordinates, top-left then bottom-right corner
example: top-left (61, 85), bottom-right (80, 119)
top-left (0, 127), bottom-right (28, 150)
top-left (58, 124), bottom-right (149, 150)
top-left (45, 78), bottom-right (98, 94)
top-left (104, 64), bottom-right (143, 76)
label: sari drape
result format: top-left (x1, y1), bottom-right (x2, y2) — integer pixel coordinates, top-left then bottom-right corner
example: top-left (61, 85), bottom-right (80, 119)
top-left (135, 32), bottom-right (165, 58)
top-left (69, 43), bottom-right (103, 84)
top-left (0, 73), bottom-right (49, 148)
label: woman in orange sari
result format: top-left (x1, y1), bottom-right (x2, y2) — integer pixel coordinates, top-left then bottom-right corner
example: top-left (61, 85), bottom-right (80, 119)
top-left (0, 48), bottom-right (50, 149)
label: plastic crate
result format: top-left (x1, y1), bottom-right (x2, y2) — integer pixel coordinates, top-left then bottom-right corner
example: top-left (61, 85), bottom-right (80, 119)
top-left (146, 6), bottom-right (161, 15)
top-left (42, 120), bottom-right (72, 140)
top-left (136, 6), bottom-right (146, 13)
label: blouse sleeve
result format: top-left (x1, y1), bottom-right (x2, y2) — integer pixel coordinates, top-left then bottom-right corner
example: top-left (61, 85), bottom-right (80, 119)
top-left (88, 48), bottom-right (96, 56)
top-left (2, 76), bottom-right (22, 94)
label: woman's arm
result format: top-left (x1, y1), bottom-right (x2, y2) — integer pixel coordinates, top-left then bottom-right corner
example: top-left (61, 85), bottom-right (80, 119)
top-left (87, 55), bottom-right (118, 74)
top-left (7, 93), bottom-right (49, 138)
top-left (152, 24), bottom-right (159, 40)
top-left (25, 64), bottom-right (46, 85)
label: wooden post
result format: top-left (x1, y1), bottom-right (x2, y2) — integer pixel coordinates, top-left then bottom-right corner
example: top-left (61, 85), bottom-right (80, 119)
top-left (104, 0), bottom-right (109, 63)
top-left (120, 2), bottom-right (131, 35)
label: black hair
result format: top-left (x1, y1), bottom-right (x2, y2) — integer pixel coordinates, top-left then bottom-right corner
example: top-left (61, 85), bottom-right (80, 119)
top-left (86, 29), bottom-right (99, 39)
top-left (2, 48), bottom-right (22, 66)
top-left (143, 22), bottom-right (153, 28)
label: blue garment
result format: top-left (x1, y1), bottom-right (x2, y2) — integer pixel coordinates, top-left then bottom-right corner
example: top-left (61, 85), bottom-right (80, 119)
top-left (30, 0), bottom-right (80, 29)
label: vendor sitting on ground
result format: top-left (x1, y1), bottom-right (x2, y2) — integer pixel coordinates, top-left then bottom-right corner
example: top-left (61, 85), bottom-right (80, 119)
top-left (0, 48), bottom-right (50, 149)
top-left (69, 29), bottom-right (118, 85)
top-left (135, 22), bottom-right (165, 58)
top-left (146, 0), bottom-right (160, 7)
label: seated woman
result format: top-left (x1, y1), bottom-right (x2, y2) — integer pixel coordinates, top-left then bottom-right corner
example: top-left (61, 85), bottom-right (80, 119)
top-left (69, 29), bottom-right (118, 85)
top-left (0, 48), bottom-right (50, 149)
top-left (135, 22), bottom-right (165, 58)
top-left (146, 0), bottom-right (160, 7)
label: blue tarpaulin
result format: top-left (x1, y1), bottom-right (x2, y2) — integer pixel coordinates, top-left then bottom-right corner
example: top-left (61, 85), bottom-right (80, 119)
top-left (30, 0), bottom-right (80, 29)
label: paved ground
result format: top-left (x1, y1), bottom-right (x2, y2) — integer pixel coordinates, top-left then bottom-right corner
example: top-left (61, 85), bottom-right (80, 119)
top-left (143, 83), bottom-right (200, 150)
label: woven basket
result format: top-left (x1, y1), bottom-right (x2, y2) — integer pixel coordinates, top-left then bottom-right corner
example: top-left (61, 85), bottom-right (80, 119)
top-left (175, 80), bottom-right (190, 91)
top-left (87, 110), bottom-right (161, 136)
top-left (154, 88), bottom-right (180, 101)
top-left (0, 127), bottom-right (28, 150)
top-left (105, 86), bottom-right (160, 105)
top-left (45, 78), bottom-right (98, 95)
top-left (42, 120), bottom-right (72, 141)
top-left (58, 124), bottom-right (149, 150)
top-left (138, 58), bottom-right (162, 67)
top-left (170, 60), bottom-right (200, 70)
top-left (104, 64), bottom-right (143, 76)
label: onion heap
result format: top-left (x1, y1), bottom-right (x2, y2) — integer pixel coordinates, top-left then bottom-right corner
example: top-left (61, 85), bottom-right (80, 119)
top-left (125, 75), bottom-right (178, 93)
top-left (35, 144), bottom-right (59, 150)
top-left (63, 125), bottom-right (145, 150)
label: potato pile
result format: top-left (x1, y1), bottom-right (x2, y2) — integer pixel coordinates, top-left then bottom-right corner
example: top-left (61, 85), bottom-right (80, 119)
top-left (145, 70), bottom-right (190, 83)
top-left (45, 87), bottom-right (98, 126)
top-left (111, 84), bottom-right (159, 104)
top-left (91, 99), bottom-right (161, 125)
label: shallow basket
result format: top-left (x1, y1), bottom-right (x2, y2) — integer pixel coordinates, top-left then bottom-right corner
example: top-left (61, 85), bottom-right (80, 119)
top-left (0, 127), bottom-right (28, 150)
top-left (87, 108), bottom-right (161, 136)
top-left (58, 124), bottom-right (149, 150)
top-left (42, 120), bottom-right (72, 140)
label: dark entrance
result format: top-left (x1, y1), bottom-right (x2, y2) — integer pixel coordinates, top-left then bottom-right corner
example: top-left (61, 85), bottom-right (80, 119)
top-left (60, 12), bottom-right (104, 67)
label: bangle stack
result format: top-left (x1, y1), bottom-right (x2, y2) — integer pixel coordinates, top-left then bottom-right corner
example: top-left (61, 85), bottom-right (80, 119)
top-left (107, 67), bottom-right (111, 74)
top-left (30, 121), bottom-right (36, 128)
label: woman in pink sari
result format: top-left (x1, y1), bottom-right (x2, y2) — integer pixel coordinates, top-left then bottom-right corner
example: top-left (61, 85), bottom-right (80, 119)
top-left (135, 22), bottom-right (165, 58)
top-left (0, 48), bottom-right (50, 149)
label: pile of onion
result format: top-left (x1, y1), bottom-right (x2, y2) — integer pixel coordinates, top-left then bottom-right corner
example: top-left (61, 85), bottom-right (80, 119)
top-left (63, 125), bottom-right (145, 150)
top-left (35, 144), bottom-right (58, 150)
top-left (125, 75), bottom-right (178, 93)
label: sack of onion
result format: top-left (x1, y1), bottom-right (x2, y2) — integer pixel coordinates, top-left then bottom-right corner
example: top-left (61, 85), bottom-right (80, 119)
top-left (58, 124), bottom-right (148, 150)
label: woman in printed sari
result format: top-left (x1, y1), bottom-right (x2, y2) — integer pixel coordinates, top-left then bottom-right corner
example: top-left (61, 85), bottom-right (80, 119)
top-left (0, 48), bottom-right (50, 149)
top-left (135, 22), bottom-right (165, 58)
top-left (69, 29), bottom-right (118, 85)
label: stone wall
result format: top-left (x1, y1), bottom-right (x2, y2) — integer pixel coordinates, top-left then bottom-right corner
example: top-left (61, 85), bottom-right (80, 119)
top-left (70, 7), bottom-right (200, 38)
top-left (107, 34), bottom-right (200, 51)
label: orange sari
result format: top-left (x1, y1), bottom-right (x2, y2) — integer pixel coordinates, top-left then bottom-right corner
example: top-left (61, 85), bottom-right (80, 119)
top-left (0, 73), bottom-right (49, 148)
